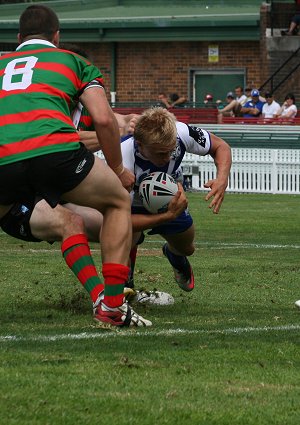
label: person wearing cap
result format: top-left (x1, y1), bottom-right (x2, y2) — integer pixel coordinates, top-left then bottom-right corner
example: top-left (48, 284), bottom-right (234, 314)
top-left (273, 93), bottom-right (298, 122)
top-left (240, 89), bottom-right (265, 118)
top-left (204, 93), bottom-right (213, 102)
top-left (203, 93), bottom-right (215, 108)
top-left (217, 92), bottom-right (235, 123)
top-left (261, 92), bottom-right (280, 120)
top-left (217, 86), bottom-right (248, 123)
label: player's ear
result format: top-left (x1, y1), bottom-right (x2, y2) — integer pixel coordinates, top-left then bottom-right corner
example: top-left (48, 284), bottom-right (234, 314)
top-left (17, 33), bottom-right (22, 43)
top-left (53, 30), bottom-right (60, 47)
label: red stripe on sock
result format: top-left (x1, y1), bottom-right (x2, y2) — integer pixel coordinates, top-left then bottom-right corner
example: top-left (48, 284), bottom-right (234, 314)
top-left (102, 263), bottom-right (129, 307)
top-left (77, 265), bottom-right (99, 285)
top-left (63, 245), bottom-right (91, 268)
top-left (104, 293), bottom-right (124, 307)
top-left (102, 263), bottom-right (130, 284)
top-left (60, 233), bottom-right (103, 304)
top-left (90, 285), bottom-right (104, 304)
top-left (61, 234), bottom-right (88, 254)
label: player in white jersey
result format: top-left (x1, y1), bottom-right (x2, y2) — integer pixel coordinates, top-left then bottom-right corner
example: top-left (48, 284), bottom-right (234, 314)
top-left (118, 107), bottom-right (232, 292)
top-left (61, 106), bottom-right (231, 298)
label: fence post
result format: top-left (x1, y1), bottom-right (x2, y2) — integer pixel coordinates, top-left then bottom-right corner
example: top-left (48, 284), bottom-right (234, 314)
top-left (271, 149), bottom-right (278, 194)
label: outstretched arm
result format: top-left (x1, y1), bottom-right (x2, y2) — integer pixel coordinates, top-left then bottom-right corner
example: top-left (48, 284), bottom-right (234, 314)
top-left (204, 133), bottom-right (232, 214)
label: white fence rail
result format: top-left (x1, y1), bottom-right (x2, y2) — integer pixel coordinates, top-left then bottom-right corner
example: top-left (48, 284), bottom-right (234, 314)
top-left (182, 148), bottom-right (300, 194)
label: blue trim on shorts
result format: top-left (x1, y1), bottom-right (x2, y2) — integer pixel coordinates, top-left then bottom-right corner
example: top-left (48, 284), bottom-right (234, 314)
top-left (132, 207), bottom-right (193, 235)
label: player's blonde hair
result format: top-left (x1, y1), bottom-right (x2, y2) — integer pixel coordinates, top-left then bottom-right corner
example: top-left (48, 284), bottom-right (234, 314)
top-left (134, 107), bottom-right (177, 147)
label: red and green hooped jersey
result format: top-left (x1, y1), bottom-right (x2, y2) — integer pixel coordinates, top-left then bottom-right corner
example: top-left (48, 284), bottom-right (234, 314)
top-left (72, 102), bottom-right (94, 131)
top-left (0, 39), bottom-right (104, 166)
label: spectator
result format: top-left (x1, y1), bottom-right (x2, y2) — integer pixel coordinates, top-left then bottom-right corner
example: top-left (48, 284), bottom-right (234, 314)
top-left (281, 0), bottom-right (300, 36)
top-left (158, 92), bottom-right (187, 108)
top-left (261, 92), bottom-right (281, 120)
top-left (273, 93), bottom-right (298, 122)
top-left (240, 89), bottom-right (265, 118)
top-left (245, 87), bottom-right (252, 101)
top-left (245, 87), bottom-right (266, 103)
top-left (217, 92), bottom-right (235, 123)
top-left (217, 86), bottom-right (248, 123)
top-left (234, 85), bottom-right (248, 106)
top-left (203, 93), bottom-right (216, 108)
top-left (169, 93), bottom-right (187, 108)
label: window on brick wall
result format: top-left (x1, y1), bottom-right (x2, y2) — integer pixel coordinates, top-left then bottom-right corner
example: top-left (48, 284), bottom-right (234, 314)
top-left (192, 69), bottom-right (246, 105)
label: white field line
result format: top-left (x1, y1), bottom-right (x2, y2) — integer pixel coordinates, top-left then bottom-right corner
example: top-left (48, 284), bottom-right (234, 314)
top-left (1, 240), bottom-right (300, 254)
top-left (0, 324), bottom-right (299, 343)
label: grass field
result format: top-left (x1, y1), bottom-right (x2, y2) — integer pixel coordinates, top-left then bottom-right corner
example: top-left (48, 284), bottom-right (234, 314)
top-left (0, 192), bottom-right (299, 425)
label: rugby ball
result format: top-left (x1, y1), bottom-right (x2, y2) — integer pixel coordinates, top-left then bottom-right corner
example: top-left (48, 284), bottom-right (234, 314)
top-left (139, 171), bottom-right (178, 214)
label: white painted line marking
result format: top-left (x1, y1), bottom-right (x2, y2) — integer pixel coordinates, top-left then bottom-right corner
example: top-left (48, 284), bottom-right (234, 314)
top-left (1, 240), bottom-right (300, 255)
top-left (1, 324), bottom-right (299, 343)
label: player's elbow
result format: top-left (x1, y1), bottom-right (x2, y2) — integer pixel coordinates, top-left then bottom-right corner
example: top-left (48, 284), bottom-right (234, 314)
top-left (93, 111), bottom-right (115, 129)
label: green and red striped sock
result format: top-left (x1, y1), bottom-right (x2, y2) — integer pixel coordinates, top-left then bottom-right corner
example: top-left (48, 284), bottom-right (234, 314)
top-left (61, 234), bottom-right (104, 303)
top-left (102, 263), bottom-right (130, 308)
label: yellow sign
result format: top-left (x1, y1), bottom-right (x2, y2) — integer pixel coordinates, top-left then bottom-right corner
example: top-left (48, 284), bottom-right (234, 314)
top-left (208, 45), bottom-right (219, 63)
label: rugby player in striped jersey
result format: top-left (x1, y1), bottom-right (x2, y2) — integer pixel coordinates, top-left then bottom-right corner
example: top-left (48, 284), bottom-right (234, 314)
top-left (0, 5), bottom-right (150, 327)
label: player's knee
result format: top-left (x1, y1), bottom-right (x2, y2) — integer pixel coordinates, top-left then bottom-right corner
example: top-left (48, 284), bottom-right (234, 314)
top-left (64, 211), bottom-right (85, 235)
top-left (175, 243), bottom-right (195, 257)
top-left (111, 187), bottom-right (132, 212)
top-left (185, 244), bottom-right (195, 256)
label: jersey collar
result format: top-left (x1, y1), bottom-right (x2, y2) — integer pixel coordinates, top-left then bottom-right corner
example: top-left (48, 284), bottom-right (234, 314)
top-left (16, 39), bottom-right (57, 51)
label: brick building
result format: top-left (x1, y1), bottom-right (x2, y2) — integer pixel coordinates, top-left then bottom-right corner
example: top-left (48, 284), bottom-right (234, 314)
top-left (0, 0), bottom-right (299, 105)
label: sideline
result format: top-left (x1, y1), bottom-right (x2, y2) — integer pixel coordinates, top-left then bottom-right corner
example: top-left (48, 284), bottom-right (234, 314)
top-left (1, 324), bottom-right (299, 343)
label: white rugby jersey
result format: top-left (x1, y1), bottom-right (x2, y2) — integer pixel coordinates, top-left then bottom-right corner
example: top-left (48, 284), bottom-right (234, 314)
top-left (120, 121), bottom-right (212, 209)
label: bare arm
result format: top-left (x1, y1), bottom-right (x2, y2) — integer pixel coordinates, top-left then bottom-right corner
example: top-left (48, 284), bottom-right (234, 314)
top-left (78, 130), bottom-right (100, 152)
top-left (204, 133), bottom-right (232, 214)
top-left (158, 95), bottom-right (172, 108)
top-left (281, 106), bottom-right (296, 118)
top-left (78, 112), bottom-right (140, 153)
top-left (114, 112), bottom-right (140, 136)
top-left (79, 87), bottom-right (134, 190)
top-left (171, 96), bottom-right (187, 107)
top-left (273, 105), bottom-right (285, 119)
top-left (131, 184), bottom-right (188, 231)
top-left (80, 87), bottom-right (121, 168)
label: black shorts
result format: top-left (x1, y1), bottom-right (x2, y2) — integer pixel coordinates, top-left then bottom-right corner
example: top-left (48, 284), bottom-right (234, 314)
top-left (0, 143), bottom-right (94, 207)
top-left (0, 197), bottom-right (42, 242)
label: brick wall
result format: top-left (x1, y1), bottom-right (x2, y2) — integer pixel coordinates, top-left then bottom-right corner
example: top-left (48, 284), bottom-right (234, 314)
top-left (1, 2), bottom-right (298, 105)
top-left (84, 40), bottom-right (261, 103)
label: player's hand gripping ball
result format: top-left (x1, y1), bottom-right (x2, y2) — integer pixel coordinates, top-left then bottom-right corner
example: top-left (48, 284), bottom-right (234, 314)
top-left (139, 171), bottom-right (178, 214)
